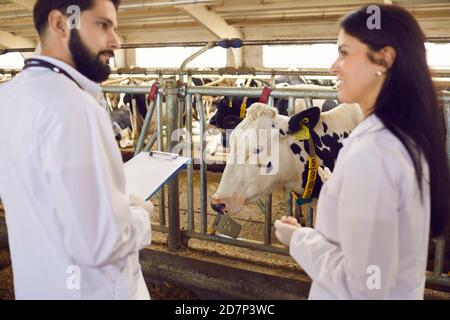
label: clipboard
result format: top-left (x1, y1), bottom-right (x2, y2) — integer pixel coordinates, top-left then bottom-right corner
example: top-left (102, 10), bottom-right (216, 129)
top-left (124, 151), bottom-right (190, 200)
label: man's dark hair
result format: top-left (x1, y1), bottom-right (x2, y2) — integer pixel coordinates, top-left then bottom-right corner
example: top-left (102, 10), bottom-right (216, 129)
top-left (33, 0), bottom-right (121, 35)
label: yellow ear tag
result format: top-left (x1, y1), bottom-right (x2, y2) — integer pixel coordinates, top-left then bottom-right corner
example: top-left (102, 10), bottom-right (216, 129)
top-left (293, 126), bottom-right (310, 141)
top-left (229, 98), bottom-right (233, 108)
top-left (240, 102), bottom-right (247, 119)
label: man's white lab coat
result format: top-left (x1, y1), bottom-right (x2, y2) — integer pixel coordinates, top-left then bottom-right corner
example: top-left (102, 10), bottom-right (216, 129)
top-left (0, 56), bottom-right (151, 299)
top-left (290, 114), bottom-right (431, 299)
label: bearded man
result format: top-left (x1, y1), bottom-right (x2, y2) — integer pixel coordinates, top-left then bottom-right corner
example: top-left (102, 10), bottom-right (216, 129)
top-left (0, 0), bottom-right (153, 300)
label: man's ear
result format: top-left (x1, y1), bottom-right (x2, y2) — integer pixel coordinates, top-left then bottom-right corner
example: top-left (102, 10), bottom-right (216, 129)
top-left (288, 107), bottom-right (320, 133)
top-left (47, 9), bottom-right (70, 39)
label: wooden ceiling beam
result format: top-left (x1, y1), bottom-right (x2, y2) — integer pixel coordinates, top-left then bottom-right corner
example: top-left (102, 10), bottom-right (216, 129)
top-left (0, 29), bottom-right (35, 48)
top-left (8, 0), bottom-right (35, 11)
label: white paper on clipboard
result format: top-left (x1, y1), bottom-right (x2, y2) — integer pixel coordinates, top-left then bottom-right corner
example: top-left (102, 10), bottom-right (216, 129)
top-left (123, 151), bottom-right (190, 200)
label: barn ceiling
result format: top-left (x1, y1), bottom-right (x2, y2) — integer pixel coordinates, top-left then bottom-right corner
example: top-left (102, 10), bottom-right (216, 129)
top-left (0, 0), bottom-right (449, 49)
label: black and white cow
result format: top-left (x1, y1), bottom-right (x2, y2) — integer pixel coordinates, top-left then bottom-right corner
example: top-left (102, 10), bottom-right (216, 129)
top-left (110, 108), bottom-right (132, 143)
top-left (107, 92), bottom-right (149, 147)
top-left (208, 95), bottom-right (289, 148)
top-left (210, 102), bottom-right (363, 215)
top-left (123, 93), bottom-right (148, 120)
top-left (207, 82), bottom-right (339, 148)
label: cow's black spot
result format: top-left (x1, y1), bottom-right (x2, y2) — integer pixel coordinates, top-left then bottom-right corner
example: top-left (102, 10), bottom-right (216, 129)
top-left (279, 129), bottom-right (285, 136)
top-left (300, 156), bottom-right (305, 163)
top-left (323, 122), bottom-right (328, 133)
top-left (318, 132), bottom-right (343, 171)
top-left (343, 132), bottom-right (349, 139)
top-left (290, 143), bottom-right (301, 154)
top-left (311, 131), bottom-right (323, 148)
top-left (266, 161), bottom-right (273, 174)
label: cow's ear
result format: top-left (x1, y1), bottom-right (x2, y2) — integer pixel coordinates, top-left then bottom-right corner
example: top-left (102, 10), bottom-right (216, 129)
top-left (287, 107), bottom-right (320, 133)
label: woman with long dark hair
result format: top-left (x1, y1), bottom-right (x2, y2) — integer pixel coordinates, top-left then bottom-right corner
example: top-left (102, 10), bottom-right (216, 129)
top-left (275, 4), bottom-right (450, 299)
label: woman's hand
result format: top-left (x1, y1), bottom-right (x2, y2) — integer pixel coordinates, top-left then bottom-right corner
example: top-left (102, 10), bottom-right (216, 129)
top-left (318, 166), bottom-right (332, 183)
top-left (274, 215), bottom-right (301, 246)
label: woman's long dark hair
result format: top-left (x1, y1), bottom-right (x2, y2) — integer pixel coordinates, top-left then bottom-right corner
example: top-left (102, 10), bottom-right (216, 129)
top-left (341, 4), bottom-right (450, 238)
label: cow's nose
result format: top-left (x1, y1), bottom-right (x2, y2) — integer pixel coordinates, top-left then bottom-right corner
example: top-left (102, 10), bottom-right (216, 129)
top-left (211, 203), bottom-right (226, 213)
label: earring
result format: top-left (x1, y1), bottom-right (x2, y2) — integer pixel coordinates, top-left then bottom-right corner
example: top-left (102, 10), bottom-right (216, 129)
top-left (376, 71), bottom-right (383, 76)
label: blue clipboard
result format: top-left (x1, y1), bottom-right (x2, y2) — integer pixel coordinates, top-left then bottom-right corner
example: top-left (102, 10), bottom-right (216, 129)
top-left (124, 151), bottom-right (190, 200)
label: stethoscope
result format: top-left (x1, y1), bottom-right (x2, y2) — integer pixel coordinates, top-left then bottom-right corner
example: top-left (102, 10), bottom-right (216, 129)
top-left (23, 58), bottom-right (82, 89)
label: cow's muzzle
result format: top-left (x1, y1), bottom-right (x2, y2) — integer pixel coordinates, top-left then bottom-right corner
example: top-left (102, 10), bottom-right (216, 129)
top-left (211, 202), bottom-right (226, 214)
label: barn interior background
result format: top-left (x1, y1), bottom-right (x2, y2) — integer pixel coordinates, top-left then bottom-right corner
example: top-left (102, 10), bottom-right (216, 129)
top-left (0, 0), bottom-right (450, 300)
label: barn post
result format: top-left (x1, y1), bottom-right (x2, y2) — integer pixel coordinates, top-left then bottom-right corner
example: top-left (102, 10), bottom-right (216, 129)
top-left (285, 97), bottom-right (296, 217)
top-left (156, 74), bottom-right (166, 227)
top-left (166, 79), bottom-right (182, 250)
top-left (185, 93), bottom-right (195, 233)
top-left (195, 94), bottom-right (208, 234)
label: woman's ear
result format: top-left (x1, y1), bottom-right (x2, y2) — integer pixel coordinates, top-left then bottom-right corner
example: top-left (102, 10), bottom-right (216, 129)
top-left (373, 46), bottom-right (396, 71)
top-left (380, 46), bottom-right (396, 69)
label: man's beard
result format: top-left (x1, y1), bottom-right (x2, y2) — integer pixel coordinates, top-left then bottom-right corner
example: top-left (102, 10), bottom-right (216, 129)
top-left (69, 30), bottom-right (114, 83)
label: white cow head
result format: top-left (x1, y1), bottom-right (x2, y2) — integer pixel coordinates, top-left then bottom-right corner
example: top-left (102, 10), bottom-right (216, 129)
top-left (210, 102), bottom-right (363, 215)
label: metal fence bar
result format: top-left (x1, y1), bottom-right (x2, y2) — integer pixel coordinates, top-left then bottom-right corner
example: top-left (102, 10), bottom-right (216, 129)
top-left (102, 85), bottom-right (450, 104)
top-left (285, 190), bottom-right (293, 217)
top-left (264, 194), bottom-right (273, 246)
top-left (426, 271), bottom-right (450, 286)
top-left (143, 132), bottom-right (158, 152)
top-left (166, 80), bottom-right (181, 250)
top-left (186, 94), bottom-right (195, 232)
top-left (151, 224), bottom-right (169, 234)
top-left (285, 97), bottom-right (296, 218)
top-left (155, 90), bottom-right (166, 227)
top-left (102, 85), bottom-right (338, 100)
top-left (6, 36), bottom-right (450, 53)
top-left (5, 66), bottom-right (450, 79)
top-left (195, 94), bottom-right (208, 234)
top-left (110, 67), bottom-right (450, 79)
top-left (188, 86), bottom-right (338, 99)
top-left (288, 97), bottom-right (295, 115)
top-left (433, 237), bottom-right (445, 277)
top-left (184, 230), bottom-right (288, 256)
top-left (256, 199), bottom-right (265, 213)
top-left (294, 204), bottom-right (302, 223)
top-left (135, 98), bottom-right (157, 155)
top-left (261, 97), bottom-right (275, 244)
top-left (427, 236), bottom-right (449, 286)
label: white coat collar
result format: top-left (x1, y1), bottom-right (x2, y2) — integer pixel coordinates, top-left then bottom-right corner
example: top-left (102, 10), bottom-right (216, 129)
top-left (347, 113), bottom-right (385, 141)
top-left (32, 55), bottom-right (103, 102)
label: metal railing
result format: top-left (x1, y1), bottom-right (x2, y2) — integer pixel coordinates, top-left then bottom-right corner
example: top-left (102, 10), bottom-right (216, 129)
top-left (102, 83), bottom-right (450, 287)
